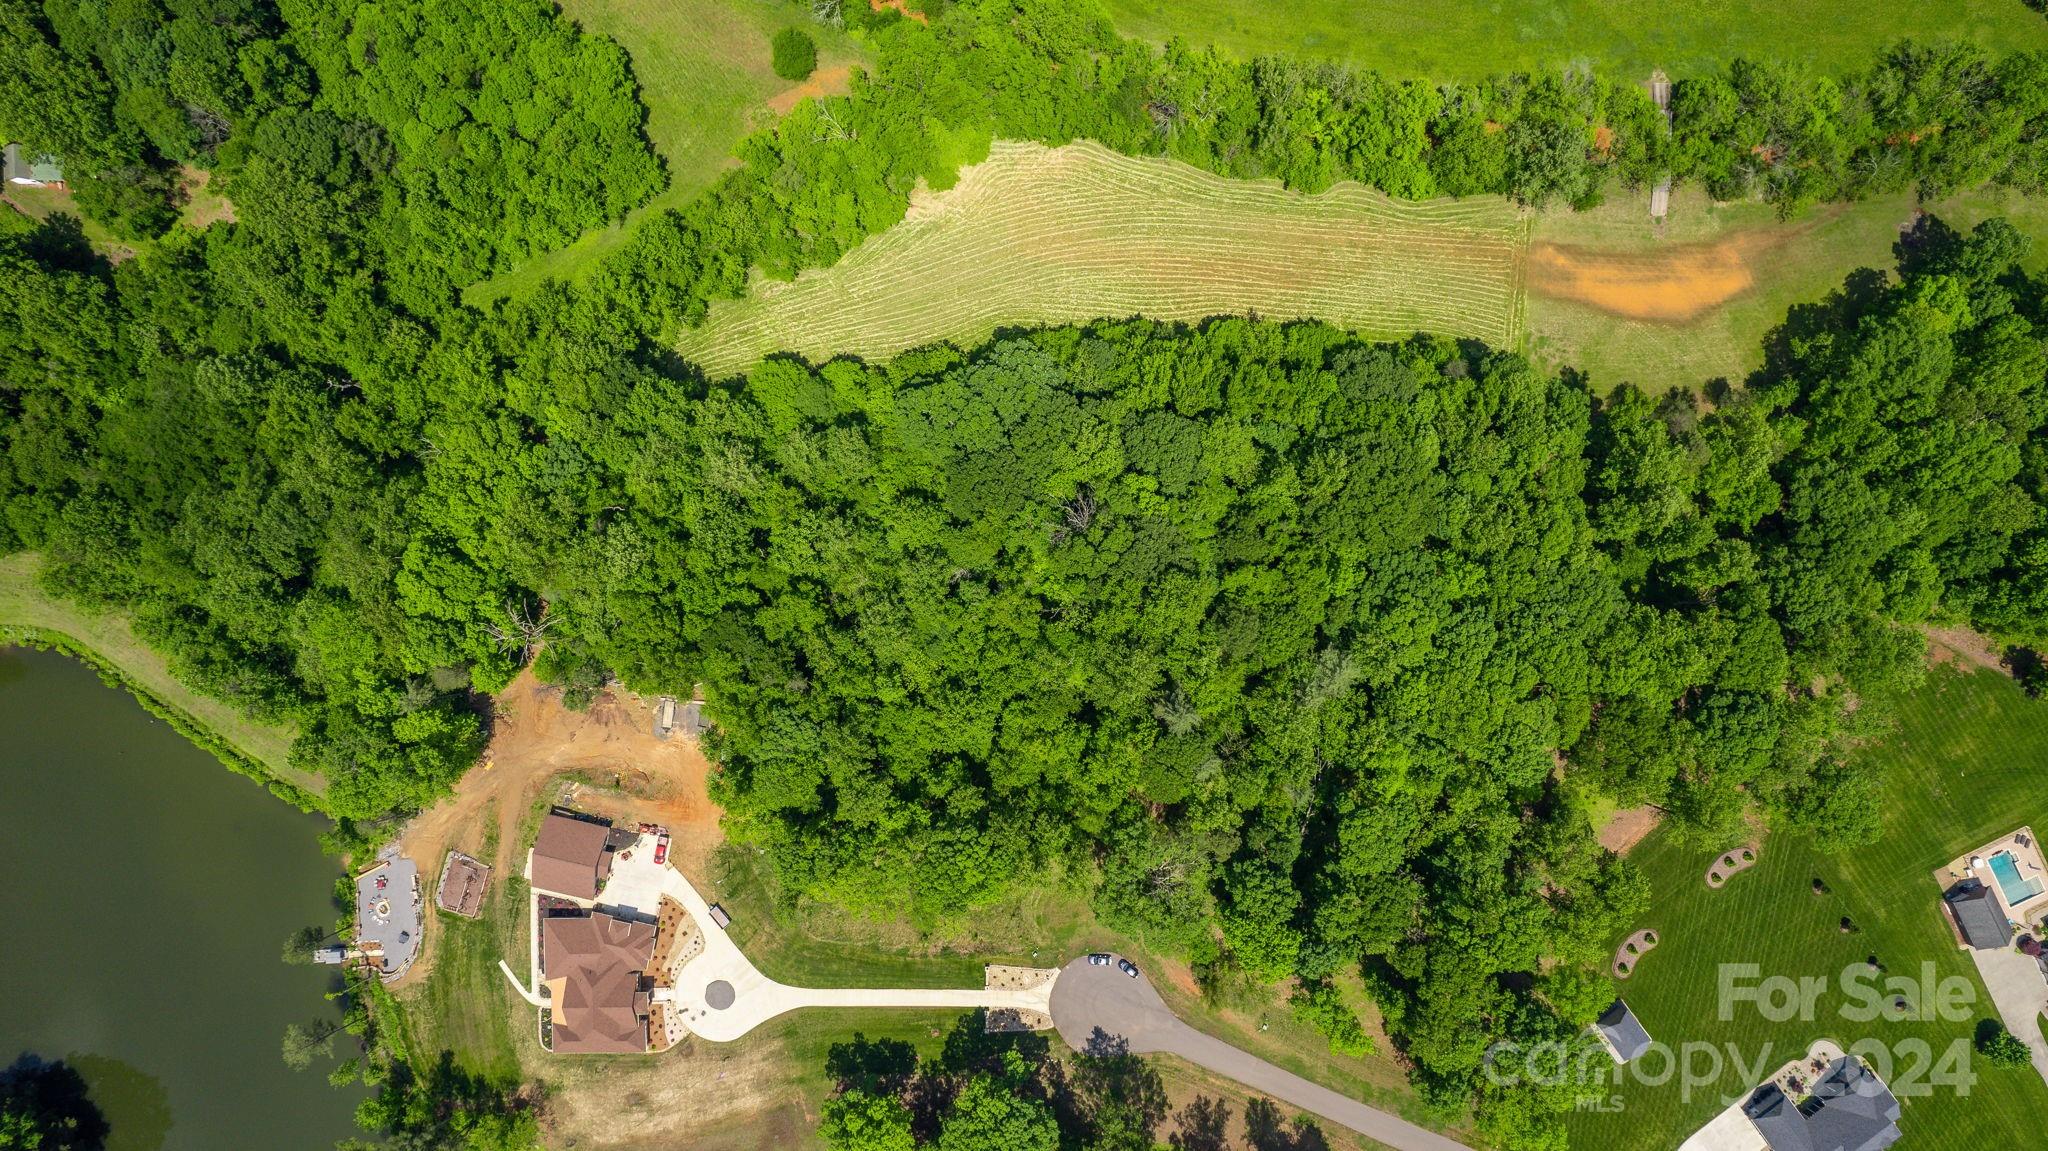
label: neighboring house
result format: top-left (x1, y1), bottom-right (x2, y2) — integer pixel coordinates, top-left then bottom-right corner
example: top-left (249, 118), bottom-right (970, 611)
top-left (1944, 878), bottom-right (2013, 951)
top-left (1743, 1056), bottom-right (1901, 1151)
top-left (531, 811), bottom-right (613, 900)
top-left (1594, 999), bottom-right (1653, 1063)
top-left (3, 144), bottom-right (64, 188)
top-left (540, 910), bottom-right (656, 1053)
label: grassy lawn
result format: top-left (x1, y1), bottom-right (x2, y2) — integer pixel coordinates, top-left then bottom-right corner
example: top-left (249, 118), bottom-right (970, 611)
top-left (1524, 183), bottom-right (2048, 392)
top-left (1567, 666), bottom-right (2048, 1150)
top-left (1100, 0), bottom-right (2048, 82)
top-left (465, 0), bottom-right (872, 305)
top-left (392, 882), bottom-right (526, 1084)
top-left (0, 551), bottom-right (310, 792)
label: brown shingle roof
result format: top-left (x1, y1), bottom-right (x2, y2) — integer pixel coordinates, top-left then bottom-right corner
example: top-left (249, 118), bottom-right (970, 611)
top-left (541, 912), bottom-right (656, 1054)
top-left (532, 812), bottom-right (611, 899)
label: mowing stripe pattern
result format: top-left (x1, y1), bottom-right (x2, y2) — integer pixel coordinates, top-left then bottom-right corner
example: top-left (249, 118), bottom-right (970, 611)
top-left (678, 140), bottom-right (1528, 375)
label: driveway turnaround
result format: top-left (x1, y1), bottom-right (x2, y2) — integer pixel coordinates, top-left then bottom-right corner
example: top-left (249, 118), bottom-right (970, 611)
top-left (1050, 956), bottom-right (1471, 1151)
top-left (504, 853), bottom-right (1059, 1043)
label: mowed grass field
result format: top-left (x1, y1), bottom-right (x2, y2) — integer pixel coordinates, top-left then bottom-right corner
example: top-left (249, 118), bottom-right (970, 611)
top-left (677, 139), bottom-right (1529, 377)
top-left (1567, 666), bottom-right (2048, 1151)
top-left (676, 135), bottom-right (2048, 391)
top-left (466, 0), bottom-right (872, 304)
top-left (1100, 0), bottom-right (2048, 81)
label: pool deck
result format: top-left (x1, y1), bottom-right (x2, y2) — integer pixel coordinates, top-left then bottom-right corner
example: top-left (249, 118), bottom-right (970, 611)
top-left (1934, 825), bottom-right (2048, 931)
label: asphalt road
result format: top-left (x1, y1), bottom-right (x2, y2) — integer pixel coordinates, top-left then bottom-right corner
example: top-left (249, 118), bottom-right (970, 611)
top-left (1049, 956), bottom-right (1471, 1151)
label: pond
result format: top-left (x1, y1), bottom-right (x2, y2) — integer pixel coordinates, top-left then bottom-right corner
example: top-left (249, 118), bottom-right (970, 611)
top-left (0, 646), bottom-right (362, 1150)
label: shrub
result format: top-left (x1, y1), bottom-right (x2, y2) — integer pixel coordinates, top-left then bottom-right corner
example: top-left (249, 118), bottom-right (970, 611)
top-left (771, 28), bottom-right (817, 81)
top-left (1975, 1019), bottom-right (2032, 1069)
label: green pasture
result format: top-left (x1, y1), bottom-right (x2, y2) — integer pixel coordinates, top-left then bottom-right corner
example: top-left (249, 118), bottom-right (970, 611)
top-left (1568, 666), bottom-right (2048, 1149)
top-left (1100, 0), bottom-right (2048, 82)
top-left (466, 0), bottom-right (871, 304)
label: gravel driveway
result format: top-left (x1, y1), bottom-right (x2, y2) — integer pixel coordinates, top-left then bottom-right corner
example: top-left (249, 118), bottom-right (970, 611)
top-left (1049, 956), bottom-right (1470, 1151)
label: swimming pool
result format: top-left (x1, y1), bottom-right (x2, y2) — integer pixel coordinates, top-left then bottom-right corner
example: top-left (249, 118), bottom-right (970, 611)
top-left (1988, 851), bottom-right (2046, 906)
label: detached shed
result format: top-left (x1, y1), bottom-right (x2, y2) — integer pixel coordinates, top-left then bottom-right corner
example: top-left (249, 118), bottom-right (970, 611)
top-left (1594, 999), bottom-right (1653, 1063)
top-left (4, 144), bottom-right (63, 188)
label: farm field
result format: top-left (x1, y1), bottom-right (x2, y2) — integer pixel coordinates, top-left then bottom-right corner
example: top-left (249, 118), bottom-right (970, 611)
top-left (1100, 0), bottom-right (2048, 82)
top-left (1566, 666), bottom-right (2048, 1151)
top-left (465, 0), bottom-right (872, 304)
top-left (676, 139), bottom-right (1528, 377)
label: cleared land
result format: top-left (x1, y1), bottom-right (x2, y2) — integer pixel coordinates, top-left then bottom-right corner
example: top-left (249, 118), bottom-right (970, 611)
top-left (677, 138), bottom-right (2048, 392)
top-left (1566, 666), bottom-right (2048, 1150)
top-left (0, 551), bottom-right (308, 791)
top-left (1524, 183), bottom-right (2048, 390)
top-left (466, 0), bottom-right (872, 303)
top-left (1099, 0), bottom-right (2048, 82)
top-left (677, 139), bottom-right (1528, 376)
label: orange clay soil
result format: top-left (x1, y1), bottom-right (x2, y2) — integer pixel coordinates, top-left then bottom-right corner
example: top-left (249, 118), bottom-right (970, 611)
top-left (870, 0), bottom-right (929, 22)
top-left (764, 63), bottom-right (853, 116)
top-left (1526, 226), bottom-right (1803, 323)
top-left (390, 669), bottom-right (721, 986)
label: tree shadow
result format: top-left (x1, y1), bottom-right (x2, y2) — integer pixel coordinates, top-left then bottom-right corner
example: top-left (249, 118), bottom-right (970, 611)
top-left (1168, 1094), bottom-right (1233, 1151)
top-left (1244, 1097), bottom-right (1331, 1151)
top-left (823, 1033), bottom-right (918, 1095)
top-left (2, 1053), bottom-right (112, 1151)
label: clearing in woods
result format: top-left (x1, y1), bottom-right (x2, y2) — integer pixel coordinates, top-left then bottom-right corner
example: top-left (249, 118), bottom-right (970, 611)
top-left (676, 139), bottom-right (1530, 377)
top-left (465, 0), bottom-right (870, 304)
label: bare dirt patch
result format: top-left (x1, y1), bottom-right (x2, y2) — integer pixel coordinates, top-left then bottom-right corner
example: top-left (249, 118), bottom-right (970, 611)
top-left (764, 63), bottom-right (853, 116)
top-left (392, 669), bottom-right (721, 987)
top-left (1596, 804), bottom-right (1662, 855)
top-left (869, 0), bottom-right (929, 22)
top-left (1923, 624), bottom-right (2015, 678)
top-left (1527, 227), bottom-right (1800, 322)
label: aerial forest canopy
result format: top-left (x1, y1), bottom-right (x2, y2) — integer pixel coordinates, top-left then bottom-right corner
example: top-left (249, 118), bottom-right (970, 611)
top-left (7, 0), bottom-right (2048, 1145)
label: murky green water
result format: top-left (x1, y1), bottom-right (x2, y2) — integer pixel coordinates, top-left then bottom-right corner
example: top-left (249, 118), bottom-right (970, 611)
top-left (0, 647), bottom-right (362, 1150)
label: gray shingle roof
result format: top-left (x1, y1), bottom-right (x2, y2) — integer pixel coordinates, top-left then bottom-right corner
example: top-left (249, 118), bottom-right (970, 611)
top-left (1745, 1057), bottom-right (1901, 1151)
top-left (1596, 999), bottom-right (1653, 1062)
top-left (1945, 878), bottom-right (2012, 950)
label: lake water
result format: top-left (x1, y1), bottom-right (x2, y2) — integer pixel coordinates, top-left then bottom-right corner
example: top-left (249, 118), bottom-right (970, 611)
top-left (0, 646), bottom-right (362, 1150)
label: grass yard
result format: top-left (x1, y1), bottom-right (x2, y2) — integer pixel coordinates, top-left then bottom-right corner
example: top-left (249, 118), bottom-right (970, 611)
top-left (677, 139), bottom-right (1528, 377)
top-left (0, 551), bottom-right (308, 791)
top-left (1523, 183), bottom-right (2048, 391)
top-left (1567, 666), bottom-right (2048, 1150)
top-left (465, 0), bottom-right (872, 304)
top-left (1099, 0), bottom-right (2048, 82)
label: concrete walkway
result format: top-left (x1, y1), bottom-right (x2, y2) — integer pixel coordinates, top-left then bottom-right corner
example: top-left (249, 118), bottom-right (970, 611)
top-left (1050, 957), bottom-right (1470, 1151)
top-left (1969, 946), bottom-right (2048, 1087)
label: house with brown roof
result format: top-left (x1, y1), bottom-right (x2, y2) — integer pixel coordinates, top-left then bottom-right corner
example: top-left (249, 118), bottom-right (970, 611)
top-left (540, 911), bottom-right (656, 1053)
top-left (530, 811), bottom-right (613, 900)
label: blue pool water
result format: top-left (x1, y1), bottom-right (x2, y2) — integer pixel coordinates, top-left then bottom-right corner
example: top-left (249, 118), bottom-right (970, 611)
top-left (1988, 851), bottom-right (2045, 905)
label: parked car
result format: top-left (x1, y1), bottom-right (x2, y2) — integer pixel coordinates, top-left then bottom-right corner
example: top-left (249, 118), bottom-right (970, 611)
top-left (654, 836), bottom-right (670, 865)
top-left (1117, 958), bottom-right (1139, 978)
top-left (1087, 953), bottom-right (1111, 967)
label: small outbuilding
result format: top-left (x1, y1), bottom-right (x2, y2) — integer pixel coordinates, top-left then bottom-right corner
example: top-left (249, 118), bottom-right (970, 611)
top-left (436, 850), bottom-right (492, 918)
top-left (531, 811), bottom-right (613, 901)
top-left (1944, 878), bottom-right (2012, 951)
top-left (1594, 998), bottom-right (1653, 1063)
top-left (3, 144), bottom-right (63, 188)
